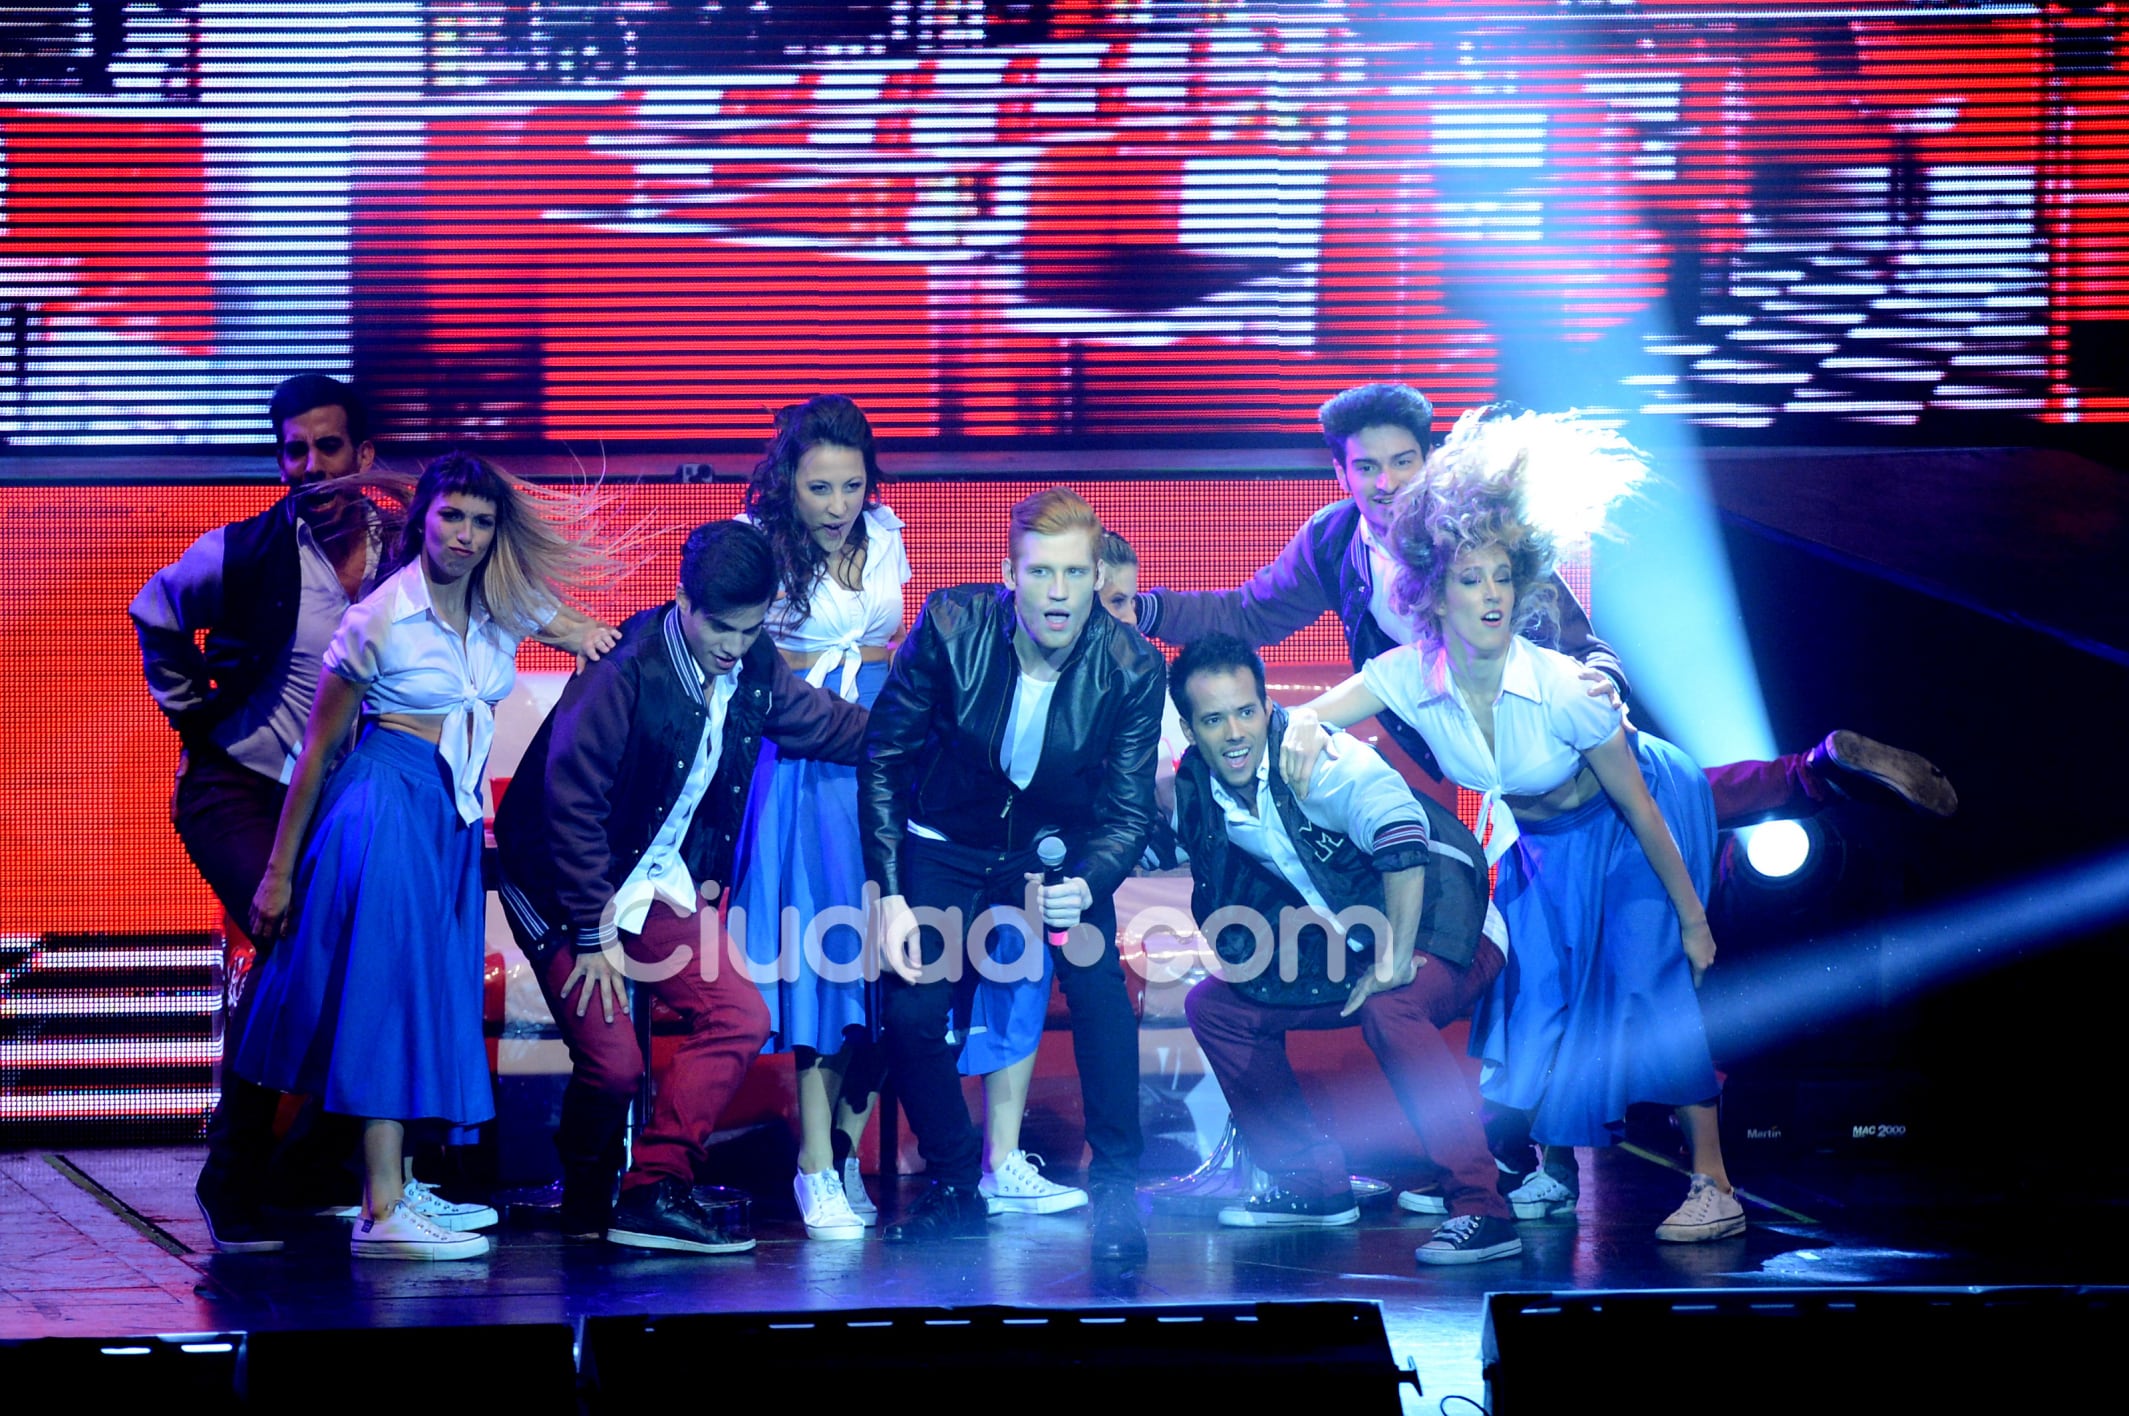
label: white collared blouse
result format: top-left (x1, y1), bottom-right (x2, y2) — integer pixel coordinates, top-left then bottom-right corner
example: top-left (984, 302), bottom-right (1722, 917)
top-left (1359, 635), bottom-right (1622, 865)
top-left (758, 504), bottom-right (912, 701)
top-left (324, 560), bottom-right (541, 825)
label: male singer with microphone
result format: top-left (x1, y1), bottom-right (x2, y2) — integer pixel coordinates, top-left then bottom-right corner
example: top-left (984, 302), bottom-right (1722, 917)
top-left (863, 488), bottom-right (1167, 1263)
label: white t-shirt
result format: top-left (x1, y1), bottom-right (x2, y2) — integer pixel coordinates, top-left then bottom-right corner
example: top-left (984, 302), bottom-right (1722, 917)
top-left (1359, 636), bottom-right (1622, 864)
top-left (1002, 671), bottom-right (1058, 790)
top-left (1356, 516), bottom-right (1422, 645)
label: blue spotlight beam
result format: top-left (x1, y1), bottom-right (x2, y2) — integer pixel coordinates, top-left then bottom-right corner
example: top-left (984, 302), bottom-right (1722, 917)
top-left (1702, 844), bottom-right (2129, 1057)
top-left (1599, 426), bottom-right (1778, 771)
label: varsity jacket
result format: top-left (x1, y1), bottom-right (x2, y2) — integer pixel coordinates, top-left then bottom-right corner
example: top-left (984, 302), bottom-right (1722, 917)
top-left (494, 602), bottom-right (866, 953)
top-left (861, 584), bottom-right (1167, 904)
top-left (1135, 499), bottom-right (1627, 780)
top-left (1173, 704), bottom-right (1495, 1006)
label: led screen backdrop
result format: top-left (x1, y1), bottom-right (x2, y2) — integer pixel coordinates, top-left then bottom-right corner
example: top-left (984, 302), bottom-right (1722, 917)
top-left (8, 477), bottom-right (1360, 938)
top-left (2, 1), bottom-right (2124, 449)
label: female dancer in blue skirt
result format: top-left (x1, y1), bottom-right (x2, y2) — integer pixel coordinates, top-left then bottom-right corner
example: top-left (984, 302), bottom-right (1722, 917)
top-left (1280, 411), bottom-right (1743, 1244)
top-left (238, 453), bottom-right (617, 1261)
top-left (734, 395), bottom-right (908, 1240)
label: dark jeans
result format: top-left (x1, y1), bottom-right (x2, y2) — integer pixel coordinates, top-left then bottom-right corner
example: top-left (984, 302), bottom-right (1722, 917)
top-left (1186, 942), bottom-right (1511, 1221)
top-left (173, 746), bottom-right (356, 1206)
top-left (883, 834), bottom-right (1143, 1191)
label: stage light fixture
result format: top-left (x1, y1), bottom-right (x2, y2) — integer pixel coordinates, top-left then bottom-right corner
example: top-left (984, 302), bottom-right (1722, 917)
top-left (1740, 819), bottom-right (1814, 881)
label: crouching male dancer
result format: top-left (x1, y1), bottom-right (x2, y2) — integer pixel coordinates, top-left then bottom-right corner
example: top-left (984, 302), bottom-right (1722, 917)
top-left (863, 488), bottom-right (1167, 1262)
top-left (1172, 634), bottom-right (1520, 1266)
top-left (494, 520), bottom-right (867, 1253)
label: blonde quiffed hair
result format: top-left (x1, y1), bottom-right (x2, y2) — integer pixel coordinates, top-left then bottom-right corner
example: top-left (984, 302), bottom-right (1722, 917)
top-left (1008, 485), bottom-right (1103, 561)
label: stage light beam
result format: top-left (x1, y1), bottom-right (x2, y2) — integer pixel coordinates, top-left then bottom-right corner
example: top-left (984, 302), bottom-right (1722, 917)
top-left (1702, 844), bottom-right (2129, 1057)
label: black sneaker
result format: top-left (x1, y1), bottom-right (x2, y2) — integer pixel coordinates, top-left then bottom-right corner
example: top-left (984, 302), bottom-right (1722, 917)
top-left (605, 1177), bottom-right (755, 1255)
top-left (1217, 1185), bottom-right (1360, 1229)
top-left (195, 1179), bottom-right (283, 1254)
top-left (1089, 1185), bottom-right (1148, 1265)
top-left (1415, 1213), bottom-right (1523, 1266)
top-left (882, 1182), bottom-right (990, 1242)
top-left (1809, 730), bottom-right (1957, 817)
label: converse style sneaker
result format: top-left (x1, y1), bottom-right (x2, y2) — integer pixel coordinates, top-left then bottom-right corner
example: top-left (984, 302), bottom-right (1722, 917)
top-left (841, 1155), bottom-right (878, 1226)
top-left (794, 1169), bottom-right (866, 1240)
top-left (402, 1178), bottom-right (499, 1232)
top-left (1415, 1213), bottom-right (1524, 1266)
top-left (1505, 1169), bottom-right (1578, 1221)
top-left (1654, 1173), bottom-right (1747, 1243)
top-left (1396, 1188), bottom-right (1448, 1215)
top-left (1218, 1185), bottom-right (1360, 1229)
top-left (350, 1201), bottom-right (491, 1261)
top-left (324, 1179), bottom-right (497, 1231)
top-left (979, 1150), bottom-right (1089, 1216)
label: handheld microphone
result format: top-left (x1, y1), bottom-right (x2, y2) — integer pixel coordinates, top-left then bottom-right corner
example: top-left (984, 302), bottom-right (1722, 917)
top-left (1036, 834), bottom-right (1070, 949)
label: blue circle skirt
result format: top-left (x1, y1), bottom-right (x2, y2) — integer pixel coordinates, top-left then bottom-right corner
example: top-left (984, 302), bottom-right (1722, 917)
top-left (235, 726), bottom-right (495, 1128)
top-left (733, 658), bottom-right (886, 1057)
top-left (1468, 731), bottom-right (1720, 1148)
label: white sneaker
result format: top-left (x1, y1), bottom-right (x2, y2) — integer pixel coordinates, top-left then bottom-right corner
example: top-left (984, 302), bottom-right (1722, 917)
top-left (841, 1155), bottom-right (878, 1226)
top-left (403, 1178), bottom-right (500, 1232)
top-left (978, 1150), bottom-right (1089, 1216)
top-left (1396, 1188), bottom-right (1448, 1215)
top-left (1654, 1173), bottom-right (1746, 1243)
top-left (350, 1201), bottom-right (491, 1261)
top-left (1505, 1169), bottom-right (1578, 1221)
top-left (794, 1170), bottom-right (866, 1240)
top-left (325, 1179), bottom-right (498, 1231)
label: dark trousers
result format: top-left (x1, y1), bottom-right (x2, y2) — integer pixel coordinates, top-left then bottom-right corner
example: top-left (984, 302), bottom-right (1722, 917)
top-left (1706, 752), bottom-right (1825, 830)
top-left (884, 834), bottom-right (1143, 1191)
top-left (527, 902), bottom-right (771, 1193)
top-left (1185, 941), bottom-right (1512, 1222)
top-left (173, 746), bottom-right (356, 1206)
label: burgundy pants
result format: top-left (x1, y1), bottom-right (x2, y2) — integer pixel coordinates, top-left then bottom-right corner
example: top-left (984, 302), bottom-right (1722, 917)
top-left (536, 902), bottom-right (770, 1193)
top-left (1185, 942), bottom-right (1511, 1221)
top-left (1705, 751), bottom-right (1826, 829)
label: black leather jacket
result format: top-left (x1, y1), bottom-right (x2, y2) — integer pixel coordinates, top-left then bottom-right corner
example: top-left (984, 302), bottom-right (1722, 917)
top-left (861, 584), bottom-right (1167, 903)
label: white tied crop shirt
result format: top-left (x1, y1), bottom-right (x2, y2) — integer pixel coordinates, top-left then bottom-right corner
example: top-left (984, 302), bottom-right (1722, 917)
top-left (758, 504), bottom-right (912, 701)
top-left (1359, 636), bottom-right (1622, 865)
top-left (324, 561), bottom-right (546, 825)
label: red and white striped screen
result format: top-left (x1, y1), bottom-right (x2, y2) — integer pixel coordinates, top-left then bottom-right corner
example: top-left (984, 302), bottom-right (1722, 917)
top-left (2, 1), bottom-right (2124, 449)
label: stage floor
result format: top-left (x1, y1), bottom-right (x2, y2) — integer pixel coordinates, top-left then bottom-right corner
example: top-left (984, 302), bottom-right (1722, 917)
top-left (7, 1142), bottom-right (2126, 1408)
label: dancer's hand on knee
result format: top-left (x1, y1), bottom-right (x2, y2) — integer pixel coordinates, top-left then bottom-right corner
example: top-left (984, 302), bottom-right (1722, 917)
top-left (1341, 948), bottom-right (1423, 1017)
top-left (563, 949), bottom-right (630, 1024)
top-left (874, 893), bottom-right (923, 984)
top-left (1683, 918), bottom-right (1717, 988)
